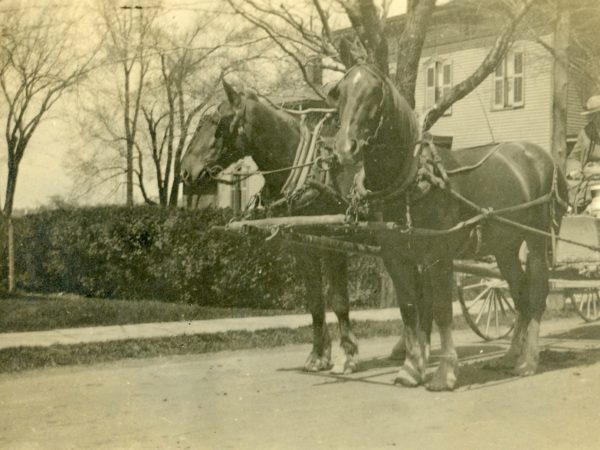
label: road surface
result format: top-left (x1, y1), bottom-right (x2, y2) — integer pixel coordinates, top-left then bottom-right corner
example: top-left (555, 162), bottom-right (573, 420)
top-left (1, 317), bottom-right (600, 449)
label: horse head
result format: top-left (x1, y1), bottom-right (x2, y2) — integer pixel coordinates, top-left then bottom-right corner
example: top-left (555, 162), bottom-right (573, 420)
top-left (329, 46), bottom-right (419, 194)
top-left (180, 80), bottom-right (252, 189)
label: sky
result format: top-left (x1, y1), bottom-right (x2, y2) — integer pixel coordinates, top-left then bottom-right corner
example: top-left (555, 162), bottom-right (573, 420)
top-left (3, 0), bottom-right (415, 211)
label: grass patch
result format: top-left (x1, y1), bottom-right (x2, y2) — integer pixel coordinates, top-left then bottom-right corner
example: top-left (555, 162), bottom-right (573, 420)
top-left (0, 293), bottom-right (300, 333)
top-left (0, 319), bottom-right (403, 374)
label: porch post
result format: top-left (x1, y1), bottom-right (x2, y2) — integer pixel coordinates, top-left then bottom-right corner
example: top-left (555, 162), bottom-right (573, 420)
top-left (551, 0), bottom-right (570, 171)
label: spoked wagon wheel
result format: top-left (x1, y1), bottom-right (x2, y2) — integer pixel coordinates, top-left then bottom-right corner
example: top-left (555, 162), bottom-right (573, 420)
top-left (566, 288), bottom-right (600, 322)
top-left (455, 275), bottom-right (516, 341)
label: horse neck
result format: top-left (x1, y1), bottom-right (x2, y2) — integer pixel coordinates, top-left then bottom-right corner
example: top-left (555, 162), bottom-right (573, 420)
top-left (245, 100), bottom-right (301, 193)
top-left (366, 83), bottom-right (419, 190)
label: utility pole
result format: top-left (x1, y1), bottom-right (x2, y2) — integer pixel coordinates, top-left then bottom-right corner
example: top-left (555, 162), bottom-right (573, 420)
top-left (120, 4), bottom-right (144, 206)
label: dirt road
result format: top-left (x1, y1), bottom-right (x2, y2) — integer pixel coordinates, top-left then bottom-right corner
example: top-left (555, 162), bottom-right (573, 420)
top-left (2, 317), bottom-right (600, 450)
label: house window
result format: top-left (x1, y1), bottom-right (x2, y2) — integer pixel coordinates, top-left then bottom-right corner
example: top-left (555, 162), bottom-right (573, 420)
top-left (425, 60), bottom-right (452, 114)
top-left (493, 50), bottom-right (524, 109)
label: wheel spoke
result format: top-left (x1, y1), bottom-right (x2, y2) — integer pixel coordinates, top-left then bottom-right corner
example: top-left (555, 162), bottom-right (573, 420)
top-left (467, 286), bottom-right (491, 312)
top-left (494, 289), bottom-right (500, 335)
top-left (485, 290), bottom-right (494, 335)
top-left (475, 290), bottom-right (490, 325)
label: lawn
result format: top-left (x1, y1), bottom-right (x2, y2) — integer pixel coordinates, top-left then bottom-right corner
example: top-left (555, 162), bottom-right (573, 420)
top-left (0, 292), bottom-right (302, 333)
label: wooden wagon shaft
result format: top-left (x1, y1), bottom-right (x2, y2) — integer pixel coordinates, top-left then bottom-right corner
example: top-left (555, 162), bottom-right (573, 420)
top-left (453, 261), bottom-right (502, 280)
top-left (223, 214), bottom-right (349, 231)
top-left (213, 224), bottom-right (382, 256)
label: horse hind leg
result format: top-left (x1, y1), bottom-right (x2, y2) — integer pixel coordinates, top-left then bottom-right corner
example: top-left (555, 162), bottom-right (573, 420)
top-left (513, 236), bottom-right (549, 376)
top-left (488, 243), bottom-right (530, 370)
top-left (295, 250), bottom-right (332, 372)
top-left (323, 252), bottom-right (359, 375)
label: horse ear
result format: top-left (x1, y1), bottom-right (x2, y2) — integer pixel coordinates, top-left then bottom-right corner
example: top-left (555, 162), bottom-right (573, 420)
top-left (338, 37), bottom-right (367, 69)
top-left (222, 78), bottom-right (242, 109)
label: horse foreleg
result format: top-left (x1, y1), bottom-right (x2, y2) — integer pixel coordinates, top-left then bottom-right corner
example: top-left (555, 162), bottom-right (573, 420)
top-left (295, 250), bottom-right (332, 372)
top-left (323, 252), bottom-right (359, 374)
top-left (514, 237), bottom-right (549, 376)
top-left (383, 255), bottom-right (425, 387)
top-left (425, 261), bottom-right (458, 391)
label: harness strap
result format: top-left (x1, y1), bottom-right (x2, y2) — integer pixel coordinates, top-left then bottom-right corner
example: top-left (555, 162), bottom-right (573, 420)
top-left (282, 117), bottom-right (311, 194)
top-left (285, 113), bottom-right (332, 196)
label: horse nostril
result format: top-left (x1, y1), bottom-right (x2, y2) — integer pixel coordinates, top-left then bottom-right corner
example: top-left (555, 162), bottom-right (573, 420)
top-left (181, 169), bottom-right (190, 182)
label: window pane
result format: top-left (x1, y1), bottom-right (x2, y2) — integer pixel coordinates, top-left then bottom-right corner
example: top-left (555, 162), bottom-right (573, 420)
top-left (514, 52), bottom-right (523, 74)
top-left (514, 77), bottom-right (523, 103)
top-left (427, 67), bottom-right (435, 87)
top-left (505, 78), bottom-right (513, 106)
top-left (443, 64), bottom-right (451, 85)
top-left (494, 80), bottom-right (503, 105)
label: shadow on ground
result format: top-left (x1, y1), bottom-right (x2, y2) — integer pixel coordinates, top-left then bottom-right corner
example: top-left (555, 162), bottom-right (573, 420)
top-left (281, 325), bottom-right (600, 391)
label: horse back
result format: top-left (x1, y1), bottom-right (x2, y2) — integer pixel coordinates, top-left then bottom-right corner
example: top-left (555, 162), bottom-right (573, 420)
top-left (441, 142), bottom-right (564, 213)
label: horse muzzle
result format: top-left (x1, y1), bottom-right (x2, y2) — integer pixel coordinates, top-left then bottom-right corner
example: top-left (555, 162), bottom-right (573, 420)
top-left (335, 137), bottom-right (364, 168)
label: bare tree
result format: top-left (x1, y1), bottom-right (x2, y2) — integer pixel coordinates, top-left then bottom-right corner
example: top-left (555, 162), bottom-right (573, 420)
top-left (139, 27), bottom-right (226, 207)
top-left (71, 2), bottom-right (269, 206)
top-left (0, 5), bottom-right (95, 216)
top-left (228, 0), bottom-right (539, 130)
top-left (99, 0), bottom-right (159, 206)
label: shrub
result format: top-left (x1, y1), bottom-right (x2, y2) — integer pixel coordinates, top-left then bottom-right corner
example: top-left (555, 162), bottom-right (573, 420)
top-left (13, 206), bottom-right (381, 309)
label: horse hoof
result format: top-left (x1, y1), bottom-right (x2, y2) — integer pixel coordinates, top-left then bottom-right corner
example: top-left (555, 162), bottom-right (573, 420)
top-left (426, 374), bottom-right (457, 392)
top-left (512, 361), bottom-right (537, 377)
top-left (331, 353), bottom-right (359, 375)
top-left (304, 353), bottom-right (331, 372)
top-left (394, 366), bottom-right (422, 387)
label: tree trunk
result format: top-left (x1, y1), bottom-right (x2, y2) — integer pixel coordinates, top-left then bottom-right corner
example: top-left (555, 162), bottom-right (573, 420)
top-left (126, 140), bottom-right (134, 206)
top-left (7, 217), bottom-right (14, 293)
top-left (394, 0), bottom-right (436, 107)
top-left (4, 164), bottom-right (18, 217)
top-left (168, 170), bottom-right (181, 207)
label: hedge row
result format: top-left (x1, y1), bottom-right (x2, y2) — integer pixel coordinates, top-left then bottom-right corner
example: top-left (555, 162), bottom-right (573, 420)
top-left (12, 206), bottom-right (381, 309)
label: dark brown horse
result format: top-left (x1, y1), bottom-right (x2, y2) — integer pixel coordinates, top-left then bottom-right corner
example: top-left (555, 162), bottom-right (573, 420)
top-left (181, 80), bottom-right (378, 374)
top-left (329, 51), bottom-right (568, 390)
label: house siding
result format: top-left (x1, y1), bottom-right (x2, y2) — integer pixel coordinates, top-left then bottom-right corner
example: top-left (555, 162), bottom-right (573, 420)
top-left (567, 68), bottom-right (588, 138)
top-left (410, 35), bottom-right (554, 151)
top-left (216, 157), bottom-right (264, 209)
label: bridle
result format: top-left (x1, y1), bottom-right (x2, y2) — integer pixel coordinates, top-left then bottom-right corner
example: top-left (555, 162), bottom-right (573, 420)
top-left (334, 63), bottom-right (423, 206)
top-left (334, 63), bottom-right (390, 152)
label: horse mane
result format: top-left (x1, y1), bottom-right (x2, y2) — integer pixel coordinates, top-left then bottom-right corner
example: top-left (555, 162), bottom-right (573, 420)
top-left (383, 75), bottom-right (420, 152)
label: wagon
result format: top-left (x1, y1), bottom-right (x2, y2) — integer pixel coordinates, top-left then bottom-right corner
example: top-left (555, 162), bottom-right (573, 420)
top-left (215, 210), bottom-right (600, 341)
